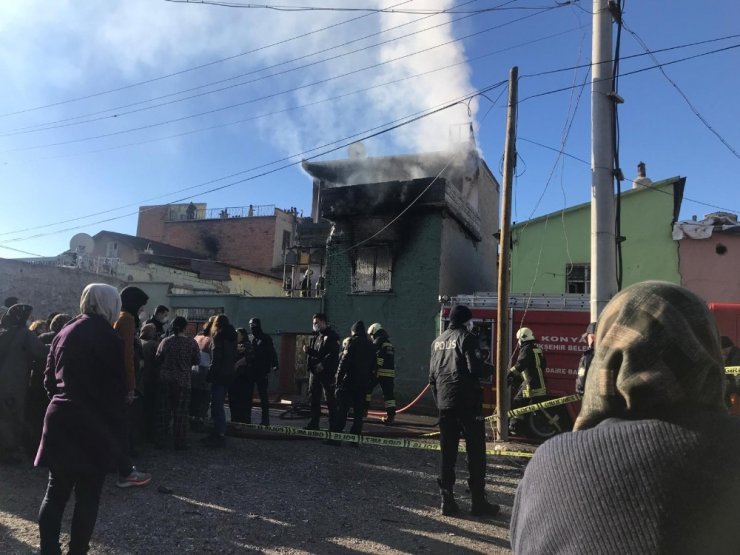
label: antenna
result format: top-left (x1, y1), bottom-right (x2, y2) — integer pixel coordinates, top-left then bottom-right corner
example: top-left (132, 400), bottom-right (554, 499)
top-left (69, 233), bottom-right (94, 254)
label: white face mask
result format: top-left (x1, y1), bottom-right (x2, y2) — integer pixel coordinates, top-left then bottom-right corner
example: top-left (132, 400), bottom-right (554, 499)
top-left (312, 324), bottom-right (320, 333)
top-left (466, 320), bottom-right (474, 332)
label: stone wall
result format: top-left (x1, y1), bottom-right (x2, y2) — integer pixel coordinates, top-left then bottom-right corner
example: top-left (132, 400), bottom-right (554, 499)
top-left (0, 259), bottom-right (124, 319)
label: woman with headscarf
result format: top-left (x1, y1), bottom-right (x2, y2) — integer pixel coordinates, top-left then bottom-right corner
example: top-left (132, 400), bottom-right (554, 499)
top-left (35, 284), bottom-right (127, 554)
top-left (510, 281), bottom-right (740, 554)
top-left (0, 303), bottom-right (48, 463)
top-left (113, 286), bottom-right (151, 488)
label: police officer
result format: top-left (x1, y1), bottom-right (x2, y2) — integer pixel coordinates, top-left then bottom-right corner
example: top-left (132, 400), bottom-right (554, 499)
top-left (429, 305), bottom-right (499, 517)
top-left (366, 323), bottom-right (396, 424)
top-left (248, 318), bottom-right (278, 426)
top-left (302, 313), bottom-right (340, 430)
top-left (329, 321), bottom-right (376, 446)
top-left (575, 322), bottom-right (596, 395)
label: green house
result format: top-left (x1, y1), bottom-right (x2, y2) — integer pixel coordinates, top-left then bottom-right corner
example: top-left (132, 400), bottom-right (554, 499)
top-left (511, 176), bottom-right (685, 295)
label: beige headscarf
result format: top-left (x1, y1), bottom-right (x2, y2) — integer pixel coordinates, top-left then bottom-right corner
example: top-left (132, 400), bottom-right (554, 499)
top-left (80, 283), bottom-right (122, 325)
top-left (574, 281), bottom-right (726, 430)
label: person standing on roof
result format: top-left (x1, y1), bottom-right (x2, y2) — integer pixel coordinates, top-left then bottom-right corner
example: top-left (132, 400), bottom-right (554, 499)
top-left (429, 304), bottom-right (500, 518)
top-left (575, 322), bottom-right (597, 396)
top-left (366, 323), bottom-right (396, 425)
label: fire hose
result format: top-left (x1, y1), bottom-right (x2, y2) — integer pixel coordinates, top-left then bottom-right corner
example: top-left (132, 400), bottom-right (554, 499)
top-left (367, 384), bottom-right (431, 418)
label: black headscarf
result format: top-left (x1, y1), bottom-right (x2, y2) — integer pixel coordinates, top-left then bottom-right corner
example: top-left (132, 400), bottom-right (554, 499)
top-left (0, 304), bottom-right (33, 329)
top-left (351, 320), bottom-right (366, 337)
top-left (120, 286), bottom-right (149, 329)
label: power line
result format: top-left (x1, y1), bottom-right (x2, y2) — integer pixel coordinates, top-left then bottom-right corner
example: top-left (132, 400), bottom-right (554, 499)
top-left (5, 24), bottom-right (582, 166)
top-left (2, 0), bottom-right (494, 136)
top-left (0, 0), bottom-right (417, 119)
top-left (0, 245), bottom-right (46, 257)
top-left (2, 3), bottom-right (559, 150)
top-left (623, 21), bottom-right (740, 161)
top-left (164, 0), bottom-right (574, 14)
top-left (0, 81), bottom-right (507, 249)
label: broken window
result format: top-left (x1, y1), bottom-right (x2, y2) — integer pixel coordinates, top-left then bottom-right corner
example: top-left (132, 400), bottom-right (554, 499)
top-left (352, 246), bottom-right (392, 293)
top-left (566, 263), bottom-right (590, 294)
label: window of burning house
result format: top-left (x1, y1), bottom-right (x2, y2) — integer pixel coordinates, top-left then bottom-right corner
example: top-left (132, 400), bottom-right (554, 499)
top-left (566, 263), bottom-right (590, 294)
top-left (352, 246), bottom-right (392, 293)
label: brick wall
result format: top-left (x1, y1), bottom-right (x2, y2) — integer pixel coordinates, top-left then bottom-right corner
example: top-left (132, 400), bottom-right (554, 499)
top-left (137, 213), bottom-right (279, 274)
top-left (0, 259), bottom-right (124, 320)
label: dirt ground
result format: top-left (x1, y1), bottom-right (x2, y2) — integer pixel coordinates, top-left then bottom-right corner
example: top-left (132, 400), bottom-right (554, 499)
top-left (0, 421), bottom-right (525, 554)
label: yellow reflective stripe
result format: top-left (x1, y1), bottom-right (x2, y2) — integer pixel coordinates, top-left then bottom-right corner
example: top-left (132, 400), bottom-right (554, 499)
top-left (384, 400), bottom-right (396, 408)
top-left (726, 366), bottom-right (740, 375)
top-left (377, 370), bottom-right (395, 377)
top-left (377, 357), bottom-right (384, 366)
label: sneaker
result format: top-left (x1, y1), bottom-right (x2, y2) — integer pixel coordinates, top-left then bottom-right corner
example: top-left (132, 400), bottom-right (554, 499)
top-left (116, 467), bottom-right (152, 488)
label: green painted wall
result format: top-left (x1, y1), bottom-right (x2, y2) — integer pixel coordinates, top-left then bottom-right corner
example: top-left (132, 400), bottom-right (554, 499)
top-left (324, 213), bottom-right (443, 401)
top-left (511, 180), bottom-right (682, 294)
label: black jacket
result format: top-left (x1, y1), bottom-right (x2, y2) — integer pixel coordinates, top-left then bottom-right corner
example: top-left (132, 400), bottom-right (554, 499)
top-left (208, 326), bottom-right (238, 386)
top-left (336, 334), bottom-right (376, 391)
top-left (306, 327), bottom-right (340, 377)
top-left (429, 326), bottom-right (483, 411)
top-left (251, 332), bottom-right (278, 376)
top-left (373, 332), bottom-right (395, 378)
top-left (575, 347), bottom-right (595, 395)
top-left (510, 341), bottom-right (548, 398)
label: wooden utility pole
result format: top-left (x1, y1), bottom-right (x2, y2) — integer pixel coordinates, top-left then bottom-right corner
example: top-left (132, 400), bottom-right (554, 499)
top-left (495, 67), bottom-right (518, 441)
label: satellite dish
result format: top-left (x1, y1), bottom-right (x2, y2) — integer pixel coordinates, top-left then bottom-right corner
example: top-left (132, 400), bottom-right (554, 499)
top-left (70, 233), bottom-right (94, 254)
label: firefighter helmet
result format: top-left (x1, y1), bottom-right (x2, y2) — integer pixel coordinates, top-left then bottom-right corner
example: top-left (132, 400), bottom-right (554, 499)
top-left (368, 323), bottom-right (383, 336)
top-left (516, 327), bottom-right (535, 343)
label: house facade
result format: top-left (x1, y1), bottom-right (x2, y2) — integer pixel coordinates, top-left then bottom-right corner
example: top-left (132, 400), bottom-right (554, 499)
top-left (510, 176), bottom-right (686, 295)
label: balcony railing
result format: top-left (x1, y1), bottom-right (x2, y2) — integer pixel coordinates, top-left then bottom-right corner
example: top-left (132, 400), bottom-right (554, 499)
top-left (167, 205), bottom-right (275, 222)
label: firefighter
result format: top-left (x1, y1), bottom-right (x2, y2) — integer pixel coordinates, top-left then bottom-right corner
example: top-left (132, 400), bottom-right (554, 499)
top-left (366, 323), bottom-right (396, 425)
top-left (302, 313), bottom-right (340, 430)
top-left (508, 327), bottom-right (548, 399)
top-left (508, 327), bottom-right (548, 435)
top-left (429, 304), bottom-right (499, 517)
top-left (328, 322), bottom-right (376, 446)
top-left (575, 322), bottom-right (596, 395)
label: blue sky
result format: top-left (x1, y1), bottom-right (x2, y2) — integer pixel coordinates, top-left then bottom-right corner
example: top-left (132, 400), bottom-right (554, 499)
top-left (1, 0), bottom-right (738, 258)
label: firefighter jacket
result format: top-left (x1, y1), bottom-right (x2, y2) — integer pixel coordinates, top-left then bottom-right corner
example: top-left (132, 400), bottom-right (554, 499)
top-left (306, 327), bottom-right (340, 377)
top-left (510, 341), bottom-right (548, 398)
top-left (336, 334), bottom-right (376, 391)
top-left (372, 332), bottom-right (395, 379)
top-left (575, 347), bottom-right (594, 395)
top-left (429, 326), bottom-right (484, 411)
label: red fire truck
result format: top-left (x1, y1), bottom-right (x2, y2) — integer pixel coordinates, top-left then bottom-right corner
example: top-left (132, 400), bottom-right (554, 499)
top-left (441, 295), bottom-right (740, 436)
top-left (441, 293), bottom-right (590, 439)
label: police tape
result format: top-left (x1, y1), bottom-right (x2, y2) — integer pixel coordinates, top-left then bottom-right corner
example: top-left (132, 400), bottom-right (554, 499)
top-left (193, 418), bottom-right (533, 459)
top-left (484, 393), bottom-right (583, 421)
top-left (726, 366), bottom-right (740, 376)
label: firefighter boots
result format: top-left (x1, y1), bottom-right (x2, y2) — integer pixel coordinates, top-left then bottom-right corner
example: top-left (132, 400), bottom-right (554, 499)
top-left (437, 479), bottom-right (460, 516)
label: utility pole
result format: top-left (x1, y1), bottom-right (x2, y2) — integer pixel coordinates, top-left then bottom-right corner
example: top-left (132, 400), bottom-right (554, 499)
top-left (590, 0), bottom-right (617, 320)
top-left (496, 66), bottom-right (517, 441)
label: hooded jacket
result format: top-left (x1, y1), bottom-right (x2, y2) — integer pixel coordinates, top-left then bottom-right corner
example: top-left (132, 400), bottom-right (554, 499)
top-left (336, 321), bottom-right (376, 390)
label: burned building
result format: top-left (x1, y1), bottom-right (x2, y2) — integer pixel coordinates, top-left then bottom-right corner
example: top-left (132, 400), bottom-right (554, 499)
top-left (303, 144), bottom-right (500, 399)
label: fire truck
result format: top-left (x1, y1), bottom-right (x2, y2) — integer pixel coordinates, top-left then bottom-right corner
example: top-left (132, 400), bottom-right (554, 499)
top-left (441, 293), bottom-right (590, 439)
top-left (440, 295), bottom-right (740, 437)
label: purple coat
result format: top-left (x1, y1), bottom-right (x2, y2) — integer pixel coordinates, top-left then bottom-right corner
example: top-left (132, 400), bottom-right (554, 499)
top-left (35, 314), bottom-right (127, 475)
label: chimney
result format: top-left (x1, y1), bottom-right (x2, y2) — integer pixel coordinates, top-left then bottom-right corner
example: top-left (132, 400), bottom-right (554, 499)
top-left (632, 161), bottom-right (653, 189)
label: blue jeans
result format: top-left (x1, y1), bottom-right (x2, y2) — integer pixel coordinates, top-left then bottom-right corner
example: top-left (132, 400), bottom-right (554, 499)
top-left (210, 385), bottom-right (227, 436)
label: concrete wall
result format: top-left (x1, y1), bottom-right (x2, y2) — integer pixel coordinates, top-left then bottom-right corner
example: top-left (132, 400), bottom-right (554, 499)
top-left (0, 258), bottom-right (124, 320)
top-left (137, 206), bottom-right (295, 275)
top-left (511, 181), bottom-right (681, 294)
top-left (679, 233), bottom-right (740, 302)
top-left (323, 213), bottom-right (442, 401)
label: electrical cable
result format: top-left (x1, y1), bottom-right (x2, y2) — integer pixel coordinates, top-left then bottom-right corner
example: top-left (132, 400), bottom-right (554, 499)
top-left (0, 80), bottom-right (507, 250)
top-left (622, 21), bottom-right (740, 161)
top-left (0, 0), bottom-right (418, 119)
top-left (2, 5), bottom-right (562, 153)
top-left (611, 0), bottom-right (625, 291)
top-left (2, 0), bottom-right (496, 136)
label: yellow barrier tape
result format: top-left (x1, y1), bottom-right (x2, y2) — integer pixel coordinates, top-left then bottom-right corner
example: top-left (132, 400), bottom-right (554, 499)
top-left (192, 418), bottom-right (533, 458)
top-left (726, 366), bottom-right (740, 376)
top-left (485, 394), bottom-right (582, 421)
